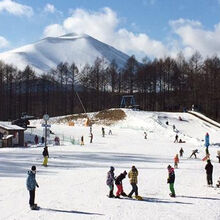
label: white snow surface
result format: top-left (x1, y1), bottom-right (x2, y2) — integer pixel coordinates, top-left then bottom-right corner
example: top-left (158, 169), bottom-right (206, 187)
top-left (0, 33), bottom-right (130, 75)
top-left (0, 109), bottom-right (220, 220)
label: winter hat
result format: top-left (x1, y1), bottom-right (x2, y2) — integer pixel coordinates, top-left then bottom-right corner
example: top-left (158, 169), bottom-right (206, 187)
top-left (31, 165), bottom-right (36, 171)
top-left (110, 166), bottom-right (115, 171)
top-left (123, 170), bottom-right (127, 175)
top-left (132, 165), bottom-right (136, 170)
top-left (167, 165), bottom-right (171, 169)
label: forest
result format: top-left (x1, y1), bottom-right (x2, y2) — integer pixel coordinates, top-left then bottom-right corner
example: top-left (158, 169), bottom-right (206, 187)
top-left (0, 51), bottom-right (220, 122)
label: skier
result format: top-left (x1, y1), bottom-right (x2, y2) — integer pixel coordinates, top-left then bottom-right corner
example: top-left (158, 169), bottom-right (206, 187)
top-left (167, 165), bottom-right (175, 197)
top-left (144, 132), bottom-right (147, 139)
top-left (205, 159), bottom-right (213, 186)
top-left (106, 166), bottom-right (115, 198)
top-left (173, 125), bottom-right (176, 132)
top-left (174, 134), bottom-right (179, 143)
top-left (128, 166), bottom-right (141, 199)
top-left (179, 148), bottom-right (184, 157)
top-left (115, 171), bottom-right (127, 198)
top-left (34, 135), bottom-right (38, 145)
top-left (41, 136), bottom-right (45, 144)
top-left (217, 151), bottom-right (220, 163)
top-left (205, 132), bottom-right (210, 147)
top-left (174, 154), bottom-right (179, 168)
top-left (166, 121), bottom-right (169, 125)
top-left (80, 136), bottom-right (84, 145)
top-left (90, 133), bottom-right (93, 143)
top-left (108, 130), bottom-right (112, 135)
top-left (102, 127), bottom-right (105, 137)
top-left (190, 149), bottom-right (199, 158)
top-left (26, 165), bottom-right (39, 210)
top-left (90, 125), bottom-right (92, 134)
top-left (42, 146), bottom-right (49, 166)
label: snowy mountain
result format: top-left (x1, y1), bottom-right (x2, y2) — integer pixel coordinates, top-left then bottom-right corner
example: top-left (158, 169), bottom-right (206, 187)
top-left (0, 33), bottom-right (130, 74)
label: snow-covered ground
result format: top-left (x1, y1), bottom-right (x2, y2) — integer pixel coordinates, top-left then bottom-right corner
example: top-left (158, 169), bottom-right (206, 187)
top-left (0, 110), bottom-right (220, 220)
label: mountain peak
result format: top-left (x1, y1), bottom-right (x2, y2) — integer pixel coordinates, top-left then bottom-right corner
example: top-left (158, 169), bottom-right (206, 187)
top-left (0, 34), bottom-right (130, 75)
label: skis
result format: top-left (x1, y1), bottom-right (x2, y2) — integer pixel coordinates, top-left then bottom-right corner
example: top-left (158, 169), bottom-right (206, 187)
top-left (106, 195), bottom-right (143, 200)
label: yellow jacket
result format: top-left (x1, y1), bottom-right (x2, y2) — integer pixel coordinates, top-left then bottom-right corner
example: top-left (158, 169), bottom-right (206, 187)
top-left (128, 170), bottom-right (138, 184)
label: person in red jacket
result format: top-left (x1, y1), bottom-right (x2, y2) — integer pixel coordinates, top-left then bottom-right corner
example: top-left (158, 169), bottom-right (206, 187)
top-left (115, 171), bottom-right (127, 198)
top-left (174, 154), bottom-right (179, 168)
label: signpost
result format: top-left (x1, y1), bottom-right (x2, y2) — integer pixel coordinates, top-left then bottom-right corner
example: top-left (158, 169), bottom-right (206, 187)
top-left (42, 114), bottom-right (50, 147)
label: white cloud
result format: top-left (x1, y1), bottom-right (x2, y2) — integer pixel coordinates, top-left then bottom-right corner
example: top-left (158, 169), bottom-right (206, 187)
top-left (0, 0), bottom-right (33, 17)
top-left (0, 36), bottom-right (9, 48)
top-left (43, 7), bottom-right (168, 59)
top-left (170, 18), bottom-right (220, 58)
top-left (44, 3), bottom-right (55, 13)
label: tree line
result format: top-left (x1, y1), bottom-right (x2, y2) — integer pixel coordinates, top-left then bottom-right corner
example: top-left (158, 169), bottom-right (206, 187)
top-left (0, 51), bottom-right (220, 122)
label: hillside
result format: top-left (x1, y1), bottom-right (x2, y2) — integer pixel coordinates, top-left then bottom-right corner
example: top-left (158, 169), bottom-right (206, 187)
top-left (0, 33), bottom-right (130, 74)
top-left (0, 109), bottom-right (219, 220)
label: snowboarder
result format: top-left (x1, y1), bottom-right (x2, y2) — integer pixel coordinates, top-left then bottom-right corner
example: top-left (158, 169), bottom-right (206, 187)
top-left (179, 148), bottom-right (184, 157)
top-left (167, 165), bottom-right (175, 197)
top-left (190, 149), bottom-right (198, 158)
top-left (205, 159), bottom-right (213, 186)
top-left (80, 136), bottom-right (84, 145)
top-left (26, 165), bottom-right (39, 210)
top-left (90, 133), bottom-right (93, 143)
top-left (102, 127), bottom-right (105, 137)
top-left (115, 171), bottom-right (127, 198)
top-left (174, 134), bottom-right (179, 143)
top-left (179, 139), bottom-right (185, 143)
top-left (144, 132), bottom-right (147, 139)
top-left (174, 154), bottom-right (179, 168)
top-left (108, 130), bottom-right (112, 135)
top-left (128, 166), bottom-right (140, 199)
top-left (42, 146), bottom-right (49, 166)
top-left (106, 166), bottom-right (115, 198)
top-left (34, 135), bottom-right (38, 145)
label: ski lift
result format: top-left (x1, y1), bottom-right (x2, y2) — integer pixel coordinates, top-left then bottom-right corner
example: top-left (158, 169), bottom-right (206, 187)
top-left (120, 95), bottom-right (139, 110)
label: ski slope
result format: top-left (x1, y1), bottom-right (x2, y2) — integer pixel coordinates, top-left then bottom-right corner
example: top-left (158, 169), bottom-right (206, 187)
top-left (0, 110), bottom-right (220, 220)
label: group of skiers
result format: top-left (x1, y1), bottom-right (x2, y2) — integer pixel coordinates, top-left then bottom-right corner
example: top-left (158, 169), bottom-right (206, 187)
top-left (106, 165), bottom-right (140, 199)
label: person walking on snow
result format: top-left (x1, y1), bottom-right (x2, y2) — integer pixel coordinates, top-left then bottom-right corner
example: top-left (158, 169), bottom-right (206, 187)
top-left (42, 146), bottom-right (49, 166)
top-left (26, 166), bottom-right (39, 210)
top-left (80, 136), bottom-right (84, 145)
top-left (115, 171), bottom-right (127, 198)
top-left (179, 148), bottom-right (184, 157)
top-left (167, 165), bottom-right (175, 197)
top-left (205, 159), bottom-right (213, 186)
top-left (128, 166), bottom-right (139, 198)
top-left (106, 166), bottom-right (115, 198)
top-left (34, 135), bottom-right (39, 145)
top-left (144, 132), bottom-right (147, 139)
top-left (174, 134), bottom-right (179, 143)
top-left (102, 127), bottom-right (105, 137)
top-left (174, 154), bottom-right (179, 168)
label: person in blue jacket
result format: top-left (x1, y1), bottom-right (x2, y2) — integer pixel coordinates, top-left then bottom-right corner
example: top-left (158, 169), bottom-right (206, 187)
top-left (26, 165), bottom-right (39, 209)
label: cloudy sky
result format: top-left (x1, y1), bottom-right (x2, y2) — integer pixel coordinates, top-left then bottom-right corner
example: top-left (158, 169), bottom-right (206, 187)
top-left (0, 0), bottom-right (220, 60)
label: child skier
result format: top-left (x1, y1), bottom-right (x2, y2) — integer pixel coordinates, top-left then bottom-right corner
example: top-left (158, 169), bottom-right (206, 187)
top-left (205, 159), bottom-right (213, 186)
top-left (128, 166), bottom-right (142, 199)
top-left (106, 166), bottom-right (115, 198)
top-left (179, 148), bottom-right (184, 157)
top-left (167, 165), bottom-right (175, 197)
top-left (42, 146), bottom-right (49, 166)
top-left (115, 171), bottom-right (127, 198)
top-left (174, 154), bottom-right (179, 168)
top-left (26, 166), bottom-right (39, 210)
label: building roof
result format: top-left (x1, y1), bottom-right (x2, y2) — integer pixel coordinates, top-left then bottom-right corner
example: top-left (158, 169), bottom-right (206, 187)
top-left (0, 123), bottom-right (25, 131)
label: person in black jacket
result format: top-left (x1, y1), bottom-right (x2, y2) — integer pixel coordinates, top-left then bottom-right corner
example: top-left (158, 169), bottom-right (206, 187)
top-left (42, 146), bottom-right (49, 166)
top-left (115, 171), bottom-right (127, 198)
top-left (205, 159), bottom-right (213, 186)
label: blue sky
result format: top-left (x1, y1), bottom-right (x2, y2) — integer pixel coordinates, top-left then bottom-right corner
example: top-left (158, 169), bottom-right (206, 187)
top-left (1, 0), bottom-right (220, 59)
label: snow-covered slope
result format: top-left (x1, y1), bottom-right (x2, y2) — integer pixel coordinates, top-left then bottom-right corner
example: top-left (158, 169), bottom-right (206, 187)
top-left (0, 110), bottom-right (220, 220)
top-left (0, 33), bottom-right (130, 74)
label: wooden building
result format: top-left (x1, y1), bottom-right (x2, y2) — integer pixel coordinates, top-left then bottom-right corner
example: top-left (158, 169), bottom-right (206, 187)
top-left (0, 123), bottom-right (25, 147)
